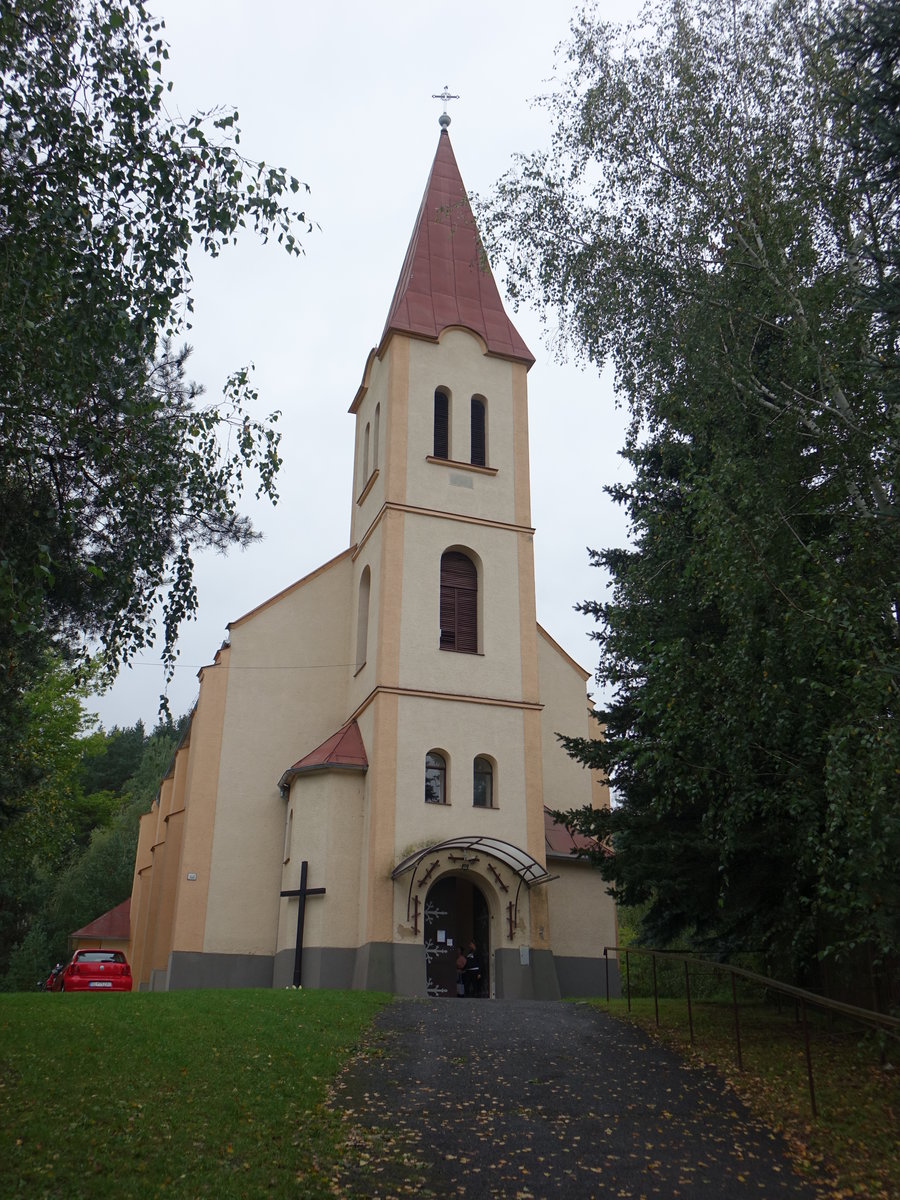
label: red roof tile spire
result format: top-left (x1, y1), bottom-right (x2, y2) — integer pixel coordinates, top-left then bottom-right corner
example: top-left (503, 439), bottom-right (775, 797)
top-left (381, 130), bottom-right (534, 366)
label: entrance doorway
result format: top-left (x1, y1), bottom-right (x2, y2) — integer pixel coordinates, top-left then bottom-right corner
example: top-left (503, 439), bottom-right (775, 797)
top-left (424, 876), bottom-right (490, 998)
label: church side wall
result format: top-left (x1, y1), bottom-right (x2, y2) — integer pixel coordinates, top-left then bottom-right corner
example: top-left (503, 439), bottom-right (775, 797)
top-left (141, 776), bottom-right (173, 988)
top-left (169, 651), bottom-right (230, 956)
top-left (146, 745), bottom-right (190, 978)
top-left (202, 555), bottom-right (354, 962)
top-left (129, 776), bottom-right (164, 985)
top-left (273, 769), bottom-right (365, 988)
top-left (536, 630), bottom-right (607, 813)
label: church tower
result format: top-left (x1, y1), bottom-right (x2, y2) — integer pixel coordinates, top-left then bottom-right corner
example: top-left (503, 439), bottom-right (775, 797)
top-left (124, 120), bottom-right (617, 998)
top-left (342, 122), bottom-right (560, 996)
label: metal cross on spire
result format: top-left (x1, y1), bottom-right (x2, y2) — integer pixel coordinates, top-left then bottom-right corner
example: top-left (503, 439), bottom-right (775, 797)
top-left (432, 84), bottom-right (459, 129)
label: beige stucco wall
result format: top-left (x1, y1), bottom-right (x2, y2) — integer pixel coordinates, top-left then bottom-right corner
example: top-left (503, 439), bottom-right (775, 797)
top-left (351, 348), bottom-right (391, 544)
top-left (391, 693), bottom-right (533, 853)
top-left (536, 629), bottom-right (600, 813)
top-left (169, 650), bottom-right (230, 954)
top-left (546, 859), bottom-right (617, 958)
top-left (405, 330), bottom-right (519, 526)
top-left (278, 768), bottom-right (365, 952)
top-left (202, 552), bottom-right (354, 956)
top-left (129, 781), bottom-right (162, 979)
top-left (396, 515), bottom-right (528, 699)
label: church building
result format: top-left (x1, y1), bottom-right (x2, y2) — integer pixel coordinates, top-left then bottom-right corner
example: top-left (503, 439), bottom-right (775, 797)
top-left (124, 117), bottom-right (617, 999)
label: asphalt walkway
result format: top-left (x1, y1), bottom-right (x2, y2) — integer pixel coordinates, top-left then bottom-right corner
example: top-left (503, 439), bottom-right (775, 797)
top-left (331, 997), bottom-right (829, 1199)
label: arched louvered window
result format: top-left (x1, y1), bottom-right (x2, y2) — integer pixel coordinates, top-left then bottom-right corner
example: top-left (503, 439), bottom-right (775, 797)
top-left (434, 389), bottom-right (449, 459)
top-left (440, 551), bottom-right (477, 653)
top-left (425, 751), bottom-right (447, 804)
top-left (473, 757), bottom-right (493, 808)
top-left (471, 396), bottom-right (486, 467)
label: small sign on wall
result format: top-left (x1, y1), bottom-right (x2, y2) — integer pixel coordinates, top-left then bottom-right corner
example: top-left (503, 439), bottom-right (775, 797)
top-left (186, 872), bottom-right (197, 881)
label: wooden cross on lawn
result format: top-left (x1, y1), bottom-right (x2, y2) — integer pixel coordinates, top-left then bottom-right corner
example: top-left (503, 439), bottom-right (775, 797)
top-left (280, 860), bottom-right (325, 988)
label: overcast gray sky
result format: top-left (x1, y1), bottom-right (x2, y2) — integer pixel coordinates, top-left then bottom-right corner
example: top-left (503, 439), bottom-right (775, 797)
top-left (89, 0), bottom-right (641, 731)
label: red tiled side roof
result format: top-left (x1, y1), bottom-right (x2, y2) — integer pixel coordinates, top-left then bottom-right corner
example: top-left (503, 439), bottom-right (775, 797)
top-left (287, 720), bottom-right (369, 775)
top-left (382, 130), bottom-right (534, 366)
top-left (71, 897), bottom-right (131, 940)
top-left (544, 807), bottom-right (600, 858)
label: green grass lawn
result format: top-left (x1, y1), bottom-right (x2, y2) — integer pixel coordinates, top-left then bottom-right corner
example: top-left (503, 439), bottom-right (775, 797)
top-left (0, 988), bottom-right (390, 1199)
top-left (5, 987), bottom-right (897, 1199)
top-left (598, 997), bottom-right (900, 1199)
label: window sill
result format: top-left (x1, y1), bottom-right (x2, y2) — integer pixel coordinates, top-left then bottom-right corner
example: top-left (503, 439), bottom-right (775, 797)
top-left (426, 456), bottom-right (498, 477)
top-left (439, 646), bottom-right (483, 656)
top-left (356, 467), bottom-right (380, 505)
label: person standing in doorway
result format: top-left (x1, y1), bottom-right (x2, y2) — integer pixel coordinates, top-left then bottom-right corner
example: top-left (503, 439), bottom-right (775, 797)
top-left (464, 940), bottom-right (482, 997)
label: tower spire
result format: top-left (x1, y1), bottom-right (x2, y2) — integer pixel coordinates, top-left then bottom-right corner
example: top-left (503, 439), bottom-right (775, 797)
top-left (380, 130), bottom-right (534, 366)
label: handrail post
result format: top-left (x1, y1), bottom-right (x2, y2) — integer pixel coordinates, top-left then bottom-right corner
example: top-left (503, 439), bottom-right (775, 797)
top-left (800, 1000), bottom-right (818, 1118)
top-left (652, 954), bottom-right (660, 1026)
top-left (684, 959), bottom-right (694, 1044)
top-left (731, 971), bottom-right (743, 1070)
top-left (604, 947), bottom-right (609, 1004)
top-left (625, 949), bottom-right (631, 1013)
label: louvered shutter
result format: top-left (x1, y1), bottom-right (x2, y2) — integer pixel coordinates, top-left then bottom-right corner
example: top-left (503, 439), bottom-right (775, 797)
top-left (456, 587), bottom-right (477, 652)
top-left (434, 390), bottom-right (449, 459)
top-left (471, 397), bottom-right (486, 467)
top-left (440, 552), bottom-right (477, 653)
top-left (439, 585), bottom-right (456, 649)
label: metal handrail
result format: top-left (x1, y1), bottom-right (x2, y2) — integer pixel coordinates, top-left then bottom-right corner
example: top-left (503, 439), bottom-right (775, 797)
top-left (602, 945), bottom-right (899, 1118)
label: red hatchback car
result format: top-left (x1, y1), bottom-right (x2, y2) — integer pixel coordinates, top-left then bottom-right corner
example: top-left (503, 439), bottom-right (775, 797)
top-left (53, 950), bottom-right (133, 992)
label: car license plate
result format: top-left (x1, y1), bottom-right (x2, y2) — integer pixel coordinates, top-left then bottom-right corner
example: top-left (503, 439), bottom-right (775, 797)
top-left (89, 981), bottom-right (113, 988)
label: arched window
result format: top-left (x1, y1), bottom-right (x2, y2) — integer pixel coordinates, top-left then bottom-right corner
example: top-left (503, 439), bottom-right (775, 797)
top-left (425, 751), bottom-right (447, 804)
top-left (356, 566), bottom-right (371, 670)
top-left (434, 389), bottom-right (449, 459)
top-left (440, 551), bottom-right (477, 653)
top-left (373, 403), bottom-right (381, 470)
top-left (473, 757), bottom-right (493, 808)
top-left (471, 396), bottom-right (486, 467)
top-left (363, 421), bottom-right (371, 480)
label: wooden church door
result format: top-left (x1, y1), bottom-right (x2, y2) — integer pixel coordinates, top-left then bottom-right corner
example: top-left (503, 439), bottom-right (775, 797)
top-left (424, 877), bottom-right (490, 998)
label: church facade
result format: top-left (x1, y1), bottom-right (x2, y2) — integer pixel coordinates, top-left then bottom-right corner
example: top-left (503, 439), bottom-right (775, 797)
top-left (126, 124), bottom-right (617, 999)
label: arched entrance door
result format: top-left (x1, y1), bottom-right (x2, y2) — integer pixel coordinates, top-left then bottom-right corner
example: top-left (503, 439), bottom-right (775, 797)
top-left (424, 875), bottom-right (490, 998)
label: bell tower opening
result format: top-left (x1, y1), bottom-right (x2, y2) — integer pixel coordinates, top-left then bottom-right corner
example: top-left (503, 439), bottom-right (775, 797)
top-left (423, 875), bottom-right (490, 998)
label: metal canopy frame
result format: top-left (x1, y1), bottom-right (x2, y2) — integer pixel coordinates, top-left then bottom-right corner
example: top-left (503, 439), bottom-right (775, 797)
top-left (392, 836), bottom-right (558, 931)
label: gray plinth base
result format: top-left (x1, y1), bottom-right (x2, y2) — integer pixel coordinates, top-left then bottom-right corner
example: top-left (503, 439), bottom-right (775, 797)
top-left (492, 948), bottom-right (562, 1000)
top-left (166, 950), bottom-right (274, 991)
top-left (554, 954), bottom-right (621, 999)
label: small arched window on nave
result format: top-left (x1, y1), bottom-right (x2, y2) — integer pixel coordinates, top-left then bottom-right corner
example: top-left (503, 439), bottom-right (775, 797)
top-left (425, 751), bottom-right (447, 804)
top-left (473, 756), bottom-right (493, 808)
